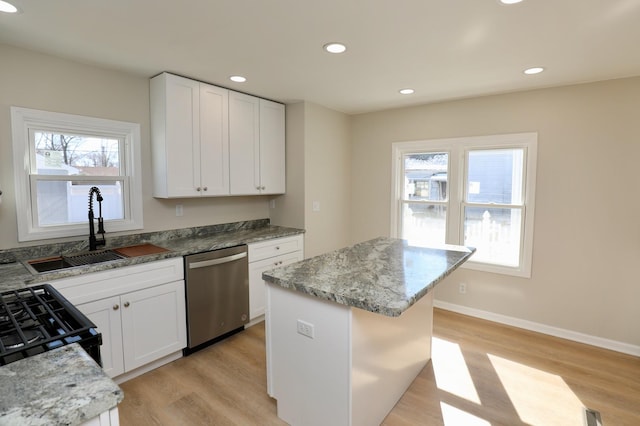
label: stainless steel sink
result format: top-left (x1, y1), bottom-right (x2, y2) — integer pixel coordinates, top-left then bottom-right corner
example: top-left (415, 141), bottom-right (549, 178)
top-left (25, 249), bottom-right (126, 274)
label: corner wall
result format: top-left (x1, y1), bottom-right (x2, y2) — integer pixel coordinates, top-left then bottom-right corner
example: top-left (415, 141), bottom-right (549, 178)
top-left (270, 103), bottom-right (305, 230)
top-left (303, 103), bottom-right (351, 258)
top-left (350, 77), bottom-right (640, 348)
top-left (271, 102), bottom-right (351, 258)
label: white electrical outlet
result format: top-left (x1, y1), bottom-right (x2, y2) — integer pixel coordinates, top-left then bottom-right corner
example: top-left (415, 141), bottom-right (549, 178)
top-left (459, 282), bottom-right (467, 294)
top-left (270, 199), bottom-right (276, 209)
top-left (312, 201), bottom-right (320, 212)
top-left (175, 204), bottom-right (183, 217)
top-left (296, 319), bottom-right (315, 339)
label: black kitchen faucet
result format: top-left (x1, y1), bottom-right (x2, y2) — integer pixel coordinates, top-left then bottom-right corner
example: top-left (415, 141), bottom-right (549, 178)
top-left (88, 186), bottom-right (106, 251)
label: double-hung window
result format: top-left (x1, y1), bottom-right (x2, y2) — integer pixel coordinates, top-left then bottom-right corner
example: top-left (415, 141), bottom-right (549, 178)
top-left (391, 133), bottom-right (537, 277)
top-left (11, 107), bottom-right (143, 242)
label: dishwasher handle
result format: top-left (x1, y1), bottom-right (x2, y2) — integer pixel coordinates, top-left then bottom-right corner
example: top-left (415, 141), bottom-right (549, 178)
top-left (188, 252), bottom-right (247, 269)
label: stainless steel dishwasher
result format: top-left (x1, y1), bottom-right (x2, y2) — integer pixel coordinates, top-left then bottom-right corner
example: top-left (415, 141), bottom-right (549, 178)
top-left (184, 244), bottom-right (249, 352)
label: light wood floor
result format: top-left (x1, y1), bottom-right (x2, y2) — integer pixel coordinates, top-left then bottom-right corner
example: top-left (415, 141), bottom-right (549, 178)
top-left (118, 309), bottom-right (640, 425)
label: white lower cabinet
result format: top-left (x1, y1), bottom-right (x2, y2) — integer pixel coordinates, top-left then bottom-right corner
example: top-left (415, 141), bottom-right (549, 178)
top-left (77, 296), bottom-right (124, 378)
top-left (77, 280), bottom-right (186, 377)
top-left (80, 407), bottom-right (120, 426)
top-left (120, 281), bottom-right (186, 371)
top-left (49, 258), bottom-right (186, 380)
top-left (248, 235), bottom-right (304, 320)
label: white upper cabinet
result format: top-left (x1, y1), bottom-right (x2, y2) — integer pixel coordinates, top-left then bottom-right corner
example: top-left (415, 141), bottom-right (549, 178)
top-left (199, 83), bottom-right (230, 195)
top-left (259, 98), bottom-right (286, 194)
top-left (229, 91), bottom-right (285, 195)
top-left (150, 72), bottom-right (229, 197)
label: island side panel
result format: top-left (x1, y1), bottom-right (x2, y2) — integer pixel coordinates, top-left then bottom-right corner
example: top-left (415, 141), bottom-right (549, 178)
top-left (266, 282), bottom-right (351, 426)
top-left (351, 291), bottom-right (434, 426)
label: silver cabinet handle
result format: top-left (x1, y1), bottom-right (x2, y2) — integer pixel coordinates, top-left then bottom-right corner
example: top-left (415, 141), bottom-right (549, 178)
top-left (189, 252), bottom-right (247, 269)
top-left (203, 187), bottom-right (208, 191)
top-left (124, 301), bottom-right (130, 308)
top-left (196, 187), bottom-right (201, 192)
top-left (113, 304), bottom-right (119, 311)
top-left (276, 246), bottom-right (280, 250)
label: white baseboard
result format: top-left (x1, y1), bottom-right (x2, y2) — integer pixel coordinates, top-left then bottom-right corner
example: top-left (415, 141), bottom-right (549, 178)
top-left (245, 314), bottom-right (265, 328)
top-left (113, 350), bottom-right (183, 384)
top-left (434, 300), bottom-right (640, 357)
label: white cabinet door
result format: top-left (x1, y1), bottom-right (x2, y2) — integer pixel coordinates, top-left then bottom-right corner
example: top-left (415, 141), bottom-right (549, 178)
top-left (249, 251), bottom-right (304, 320)
top-left (199, 83), bottom-right (229, 196)
top-left (151, 73), bottom-right (230, 198)
top-left (121, 280), bottom-right (187, 371)
top-left (77, 296), bottom-right (125, 378)
top-left (229, 91), bottom-right (260, 195)
top-left (151, 73), bottom-right (201, 197)
top-left (259, 99), bottom-right (286, 194)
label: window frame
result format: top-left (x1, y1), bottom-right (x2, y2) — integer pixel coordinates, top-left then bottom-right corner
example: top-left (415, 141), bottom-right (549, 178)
top-left (11, 106), bottom-right (143, 242)
top-left (391, 133), bottom-right (537, 277)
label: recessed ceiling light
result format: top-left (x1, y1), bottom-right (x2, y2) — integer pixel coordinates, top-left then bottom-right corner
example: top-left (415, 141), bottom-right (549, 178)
top-left (0, 0), bottom-right (18, 13)
top-left (499, 0), bottom-right (524, 4)
top-left (523, 67), bottom-right (544, 75)
top-left (323, 43), bottom-right (347, 54)
top-left (399, 88), bottom-right (415, 95)
top-left (229, 75), bottom-right (247, 83)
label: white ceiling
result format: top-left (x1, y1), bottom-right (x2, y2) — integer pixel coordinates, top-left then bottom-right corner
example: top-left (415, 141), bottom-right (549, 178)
top-left (1, 0), bottom-right (639, 114)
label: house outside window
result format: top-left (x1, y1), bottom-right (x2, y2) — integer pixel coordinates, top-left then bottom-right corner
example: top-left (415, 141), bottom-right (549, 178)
top-left (391, 133), bottom-right (537, 277)
top-left (11, 107), bottom-right (143, 242)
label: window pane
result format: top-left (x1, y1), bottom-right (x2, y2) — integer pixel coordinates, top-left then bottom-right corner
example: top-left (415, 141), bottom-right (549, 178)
top-left (34, 131), bottom-right (121, 176)
top-left (463, 206), bottom-right (522, 267)
top-left (402, 203), bottom-right (447, 246)
top-left (466, 149), bottom-right (523, 205)
top-left (36, 181), bottom-right (124, 226)
top-left (403, 153), bottom-right (448, 201)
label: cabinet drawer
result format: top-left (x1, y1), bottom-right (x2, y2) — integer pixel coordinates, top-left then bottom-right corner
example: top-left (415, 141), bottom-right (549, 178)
top-left (248, 235), bottom-right (303, 262)
top-left (48, 257), bottom-right (184, 305)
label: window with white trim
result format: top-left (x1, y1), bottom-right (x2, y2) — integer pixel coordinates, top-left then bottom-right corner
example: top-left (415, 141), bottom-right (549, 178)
top-left (11, 107), bottom-right (143, 242)
top-left (391, 133), bottom-right (537, 277)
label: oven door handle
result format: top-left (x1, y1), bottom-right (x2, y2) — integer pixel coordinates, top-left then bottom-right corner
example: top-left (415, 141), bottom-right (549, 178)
top-left (188, 252), bottom-right (247, 269)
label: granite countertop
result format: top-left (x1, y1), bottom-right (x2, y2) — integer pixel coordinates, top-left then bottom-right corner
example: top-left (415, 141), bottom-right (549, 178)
top-left (0, 219), bottom-right (304, 425)
top-left (0, 344), bottom-right (123, 425)
top-left (262, 236), bottom-right (475, 317)
top-left (0, 220), bottom-right (304, 292)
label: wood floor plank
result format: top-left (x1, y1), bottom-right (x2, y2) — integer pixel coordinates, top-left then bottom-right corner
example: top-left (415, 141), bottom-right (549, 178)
top-left (118, 309), bottom-right (640, 425)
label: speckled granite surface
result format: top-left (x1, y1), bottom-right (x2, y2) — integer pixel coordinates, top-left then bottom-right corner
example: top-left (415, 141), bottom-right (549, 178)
top-left (0, 344), bottom-right (123, 426)
top-left (0, 220), bottom-right (304, 292)
top-left (262, 237), bottom-right (475, 317)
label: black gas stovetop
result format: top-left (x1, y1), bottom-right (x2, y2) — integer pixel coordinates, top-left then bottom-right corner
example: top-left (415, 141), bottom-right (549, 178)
top-left (0, 284), bottom-right (101, 366)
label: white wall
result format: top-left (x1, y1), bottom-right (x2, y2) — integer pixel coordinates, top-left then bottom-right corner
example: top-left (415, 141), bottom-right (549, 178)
top-left (303, 102), bottom-right (351, 258)
top-left (350, 77), bottom-right (640, 348)
top-left (0, 44), bottom-right (269, 249)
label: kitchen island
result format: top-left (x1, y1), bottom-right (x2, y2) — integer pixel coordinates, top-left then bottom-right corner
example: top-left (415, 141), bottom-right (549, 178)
top-left (262, 237), bottom-right (475, 426)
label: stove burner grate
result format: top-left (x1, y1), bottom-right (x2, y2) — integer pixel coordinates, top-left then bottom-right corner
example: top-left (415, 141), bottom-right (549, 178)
top-left (0, 285), bottom-right (102, 366)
